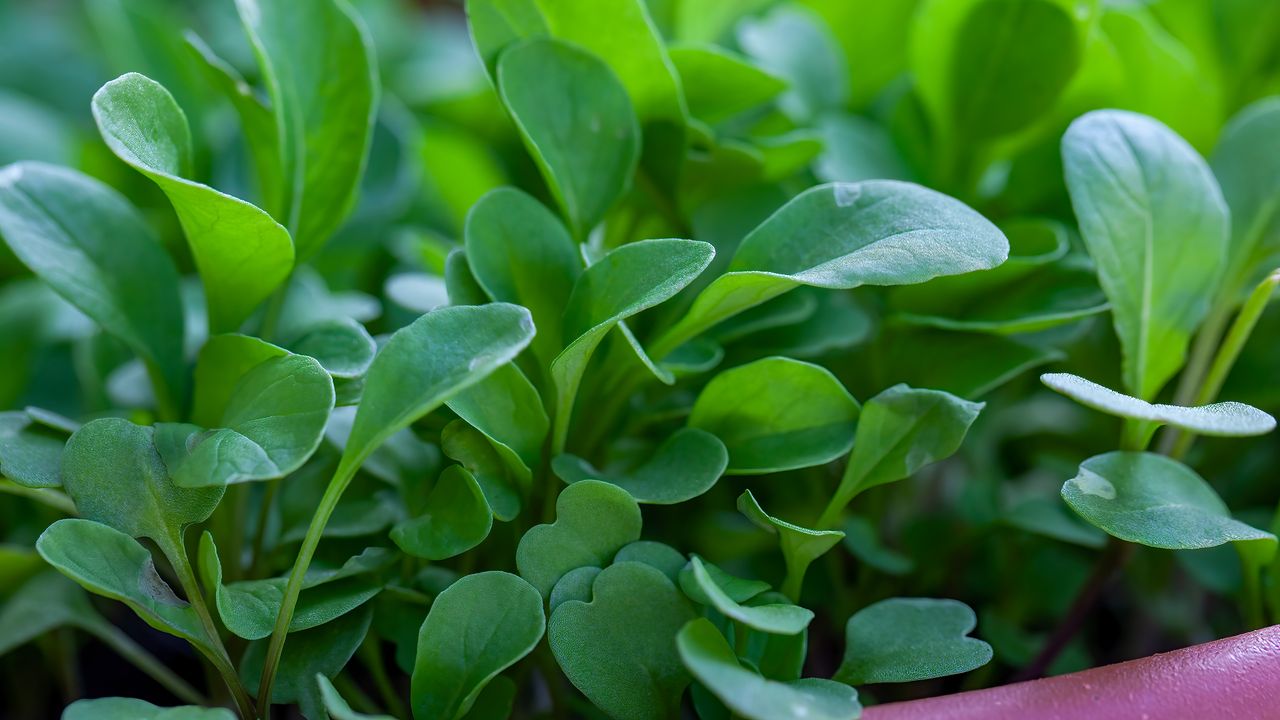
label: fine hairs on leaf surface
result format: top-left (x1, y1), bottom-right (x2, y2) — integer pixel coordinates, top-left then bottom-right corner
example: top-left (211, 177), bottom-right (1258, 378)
top-left (5, 1), bottom-right (1280, 718)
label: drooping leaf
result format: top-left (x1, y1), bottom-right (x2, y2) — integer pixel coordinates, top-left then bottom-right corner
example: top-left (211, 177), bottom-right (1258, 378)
top-left (0, 410), bottom-right (68, 488)
top-left (550, 562), bottom-right (696, 720)
top-left (516, 480), bottom-right (642, 596)
top-left (678, 618), bottom-right (860, 720)
top-left (739, 491), bottom-right (844, 600)
top-left (241, 606), bottom-right (373, 718)
top-left (1062, 109), bottom-right (1228, 399)
top-left (1042, 372), bottom-right (1275, 441)
top-left (552, 428), bottom-right (727, 504)
top-left (496, 37), bottom-right (640, 238)
top-left (411, 572), bottom-right (544, 720)
top-left (391, 465), bottom-right (493, 561)
top-left (689, 357), bottom-right (859, 474)
top-left (651, 182), bottom-right (1008, 357)
top-left (835, 597), bottom-right (992, 685)
top-left (91, 72), bottom-right (293, 333)
top-left (685, 556), bottom-right (813, 635)
top-left (62, 698), bottom-right (235, 720)
top-left (823, 385), bottom-right (981, 526)
top-left (1061, 452), bottom-right (1277, 556)
top-left (0, 162), bottom-right (186, 416)
top-left (234, 0), bottom-right (379, 258)
top-left (551, 238), bottom-right (714, 450)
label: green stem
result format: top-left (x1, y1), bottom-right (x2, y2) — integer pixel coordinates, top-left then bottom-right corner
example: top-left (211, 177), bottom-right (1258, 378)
top-left (86, 620), bottom-right (209, 705)
top-left (257, 457), bottom-right (361, 718)
top-left (1168, 270), bottom-right (1279, 459)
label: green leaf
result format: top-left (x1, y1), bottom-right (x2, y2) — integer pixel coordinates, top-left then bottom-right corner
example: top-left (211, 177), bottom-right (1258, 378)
top-left (550, 566), bottom-right (602, 612)
top-left (679, 559), bottom-right (770, 605)
top-left (823, 385), bottom-right (981, 525)
top-left (411, 572), bottom-right (544, 720)
top-left (241, 606), bottom-right (373, 718)
top-left (815, 114), bottom-right (915, 184)
top-left (516, 480), bottom-right (642, 596)
top-left (651, 182), bottom-right (1008, 357)
top-left (739, 490), bottom-right (844, 600)
top-left (614, 541), bottom-right (686, 582)
top-left (62, 698), bottom-right (234, 720)
top-left (551, 238), bottom-right (714, 450)
top-left (197, 533), bottom-right (390, 640)
top-left (737, 5), bottom-right (848, 123)
top-left (0, 162), bottom-right (186, 417)
top-left (835, 597), bottom-right (993, 685)
top-left (874, 327), bottom-right (1063, 399)
top-left (191, 334), bottom-right (289, 427)
top-left (440, 421), bottom-right (523, 522)
top-left (61, 419), bottom-right (223, 553)
top-left (689, 357), bottom-right (859, 474)
top-left (160, 354), bottom-right (335, 488)
top-left (1061, 452), bottom-right (1278, 555)
top-left (341, 303), bottom-right (536, 477)
top-left (669, 44), bottom-right (786, 124)
top-left (678, 618), bottom-right (860, 720)
top-left (447, 362), bottom-right (549, 483)
top-left (289, 318), bottom-right (377, 381)
top-left (464, 187), bottom-right (581, 370)
top-left (0, 410), bottom-right (68, 488)
top-left (550, 561), bottom-right (696, 720)
top-left (1211, 96), bottom-right (1280, 298)
top-left (685, 556), bottom-right (813, 635)
top-left (1042, 372), bottom-right (1275, 440)
top-left (497, 37), bottom-right (640, 238)
top-left (91, 73), bottom-right (293, 333)
top-left (840, 517), bottom-right (915, 575)
top-left (36, 519), bottom-right (212, 655)
top-left (552, 428), bottom-right (727, 504)
top-left (392, 465), bottom-right (493, 561)
top-left (1062, 109), bottom-right (1228, 399)
top-left (316, 675), bottom-right (395, 720)
top-left (234, 0), bottom-right (379, 258)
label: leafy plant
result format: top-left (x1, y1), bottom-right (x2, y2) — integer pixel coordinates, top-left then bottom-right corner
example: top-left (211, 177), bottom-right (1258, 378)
top-left (1, 0), bottom-right (1278, 719)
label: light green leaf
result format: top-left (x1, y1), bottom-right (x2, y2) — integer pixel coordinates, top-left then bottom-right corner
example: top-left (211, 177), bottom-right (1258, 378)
top-left (289, 318), bottom-right (377, 380)
top-left (1042, 372), bottom-right (1275, 441)
top-left (1211, 96), bottom-right (1280, 299)
top-left (689, 357), bottom-right (859, 474)
top-left (0, 162), bottom-right (186, 417)
top-left (341, 303), bottom-right (536, 478)
top-left (679, 559), bottom-right (770, 606)
top-left (815, 114), bottom-right (915, 184)
top-left (191, 334), bottom-right (289, 427)
top-left (440, 421), bottom-right (523, 522)
top-left (464, 187), bottom-right (580, 370)
top-left (651, 182), bottom-right (1008, 357)
top-left (669, 44), bottom-right (786, 124)
top-left (161, 354), bottom-right (334, 488)
top-left (738, 4), bottom-right (848, 123)
top-left (550, 562), bottom-right (696, 720)
top-left (0, 410), bottom-right (67, 488)
top-left (739, 490), bottom-right (844, 600)
top-left (235, 0), bottom-right (379, 258)
top-left (614, 541), bottom-right (686, 583)
top-left (1062, 452), bottom-right (1277, 556)
top-left (823, 385), bottom-right (981, 526)
top-left (62, 698), bottom-right (234, 720)
top-left (686, 556), bottom-right (813, 635)
top-left (241, 606), bottom-right (373, 718)
top-left (552, 428), bottom-right (727, 504)
top-left (551, 238), bottom-right (714, 451)
top-left (835, 597), bottom-right (992, 684)
top-left (411, 572), bottom-right (544, 720)
top-left (516, 480), bottom-right (642, 596)
top-left (91, 73), bottom-right (293, 333)
top-left (316, 675), bottom-right (395, 720)
top-left (678, 618), bottom-right (860, 720)
top-left (1062, 109), bottom-right (1228, 399)
top-left (497, 37), bottom-right (640, 238)
top-left (198, 533), bottom-right (390, 640)
top-left (447, 362), bottom-right (549, 483)
top-left (392, 465), bottom-right (493, 561)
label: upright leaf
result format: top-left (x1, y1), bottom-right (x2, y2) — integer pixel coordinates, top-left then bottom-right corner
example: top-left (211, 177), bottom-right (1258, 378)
top-left (1211, 97), bottom-right (1280, 299)
top-left (685, 556), bottom-right (813, 635)
top-left (1062, 110), bottom-right (1228, 399)
top-left (0, 163), bottom-right (185, 416)
top-left (92, 73), bottom-right (293, 332)
top-left (411, 572), bottom-right (544, 720)
top-left (739, 491), bottom-right (844, 600)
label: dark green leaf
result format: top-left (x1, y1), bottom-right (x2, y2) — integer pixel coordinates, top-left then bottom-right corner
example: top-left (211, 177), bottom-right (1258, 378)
top-left (516, 480), bottom-right (642, 596)
top-left (392, 465), bottom-right (493, 561)
top-left (835, 597), bottom-right (992, 684)
top-left (553, 428), bottom-right (727, 504)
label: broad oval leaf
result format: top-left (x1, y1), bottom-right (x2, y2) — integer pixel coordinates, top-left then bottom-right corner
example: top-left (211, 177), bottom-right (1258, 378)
top-left (1062, 452), bottom-right (1277, 553)
top-left (288, 318), bottom-right (377, 380)
top-left (516, 480), bottom-right (642, 596)
top-left (191, 334), bottom-right (289, 427)
top-left (552, 428), bottom-right (727, 504)
top-left (234, 0), bottom-right (379, 258)
top-left (497, 37), bottom-right (640, 238)
top-left (411, 571), bottom-right (544, 720)
top-left (0, 162), bottom-right (186, 416)
top-left (341, 303), bottom-right (535, 476)
top-left (92, 72), bottom-right (293, 333)
top-left (678, 618), bottom-right (860, 720)
top-left (391, 465), bottom-right (493, 561)
top-left (835, 597), bottom-right (993, 685)
top-left (686, 556), bottom-right (813, 635)
top-left (651, 181), bottom-right (1008, 356)
top-left (670, 44), bottom-right (786, 124)
top-left (550, 561), bottom-right (696, 720)
top-left (739, 490), bottom-right (844, 600)
top-left (1042, 372), bottom-right (1275, 437)
top-left (614, 541), bottom-right (686, 582)
top-left (1062, 109), bottom-right (1228, 399)
top-left (689, 357), bottom-right (859, 474)
top-left (63, 698), bottom-right (235, 720)
top-left (0, 410), bottom-right (68, 488)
